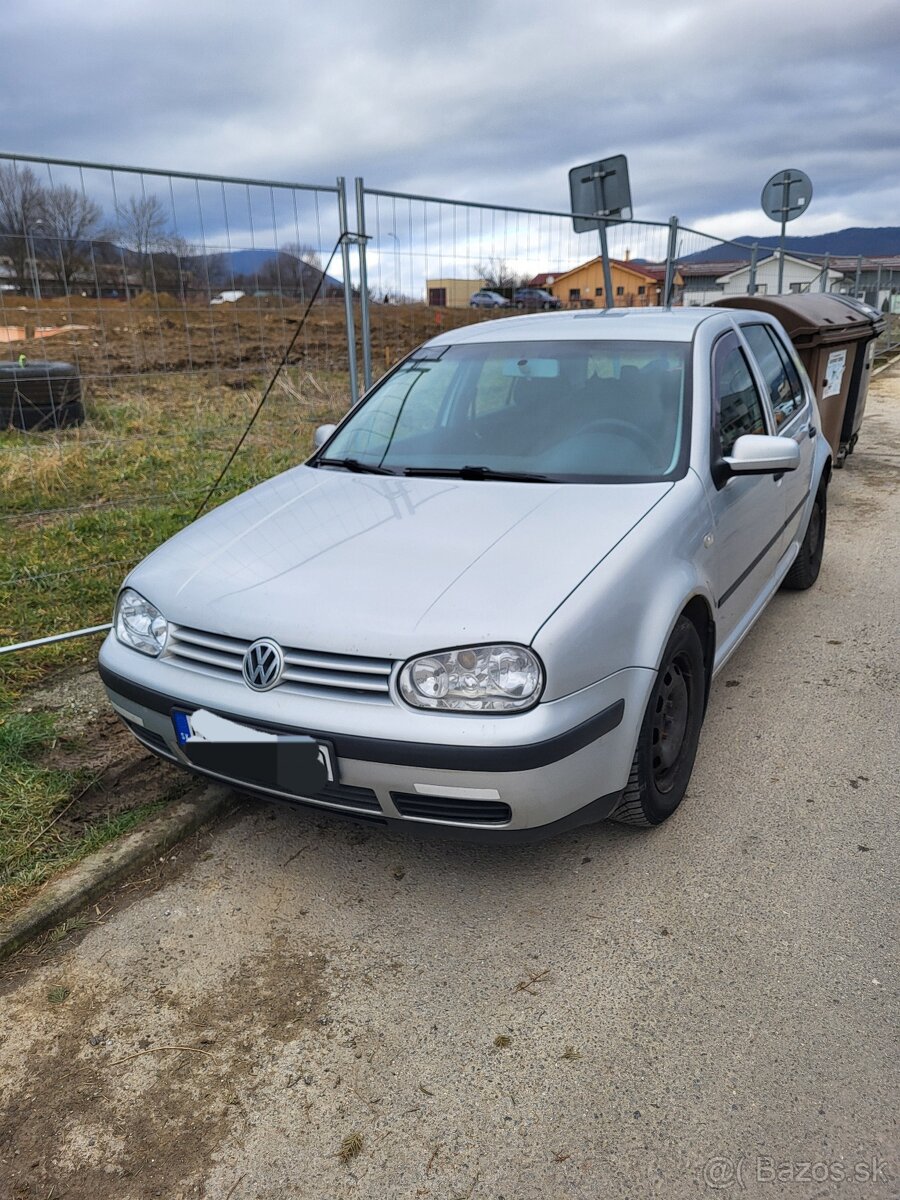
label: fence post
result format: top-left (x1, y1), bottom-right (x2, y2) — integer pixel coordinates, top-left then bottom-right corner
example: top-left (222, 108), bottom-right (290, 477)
top-left (336, 176), bottom-right (359, 404)
top-left (820, 254), bottom-right (829, 292)
top-left (354, 177), bottom-right (373, 391)
top-left (854, 254), bottom-right (863, 298)
top-left (663, 216), bottom-right (678, 306)
top-left (748, 243), bottom-right (758, 296)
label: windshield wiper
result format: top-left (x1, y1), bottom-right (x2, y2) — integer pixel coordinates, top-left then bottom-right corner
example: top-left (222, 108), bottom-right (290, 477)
top-left (315, 456), bottom-right (397, 475)
top-left (402, 465), bottom-right (551, 482)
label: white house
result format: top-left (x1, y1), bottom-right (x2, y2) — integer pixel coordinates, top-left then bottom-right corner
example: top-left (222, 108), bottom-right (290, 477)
top-left (716, 252), bottom-right (843, 298)
top-left (682, 252), bottom-right (844, 305)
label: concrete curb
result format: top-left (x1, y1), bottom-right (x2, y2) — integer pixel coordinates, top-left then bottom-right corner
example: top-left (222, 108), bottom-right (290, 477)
top-left (873, 350), bottom-right (900, 376)
top-left (0, 785), bottom-right (235, 964)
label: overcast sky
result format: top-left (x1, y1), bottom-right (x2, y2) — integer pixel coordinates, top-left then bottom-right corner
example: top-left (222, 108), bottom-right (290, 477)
top-left (4, 0), bottom-right (899, 239)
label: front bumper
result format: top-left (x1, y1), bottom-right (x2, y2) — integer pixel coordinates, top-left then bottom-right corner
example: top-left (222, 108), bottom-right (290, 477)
top-left (98, 635), bottom-right (654, 842)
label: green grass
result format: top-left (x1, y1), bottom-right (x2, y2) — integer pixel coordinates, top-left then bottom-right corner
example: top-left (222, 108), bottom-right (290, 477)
top-left (0, 705), bottom-right (198, 917)
top-left (1, 366), bottom-right (351, 703)
top-left (0, 363), bottom-right (350, 916)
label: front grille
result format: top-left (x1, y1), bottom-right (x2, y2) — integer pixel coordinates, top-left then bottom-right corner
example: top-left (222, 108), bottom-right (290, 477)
top-left (165, 624), bottom-right (394, 703)
top-left (122, 718), bottom-right (175, 757)
top-left (317, 782), bottom-right (382, 812)
top-left (391, 792), bottom-right (512, 826)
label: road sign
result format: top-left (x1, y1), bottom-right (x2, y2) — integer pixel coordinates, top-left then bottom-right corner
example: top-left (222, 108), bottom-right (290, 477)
top-left (760, 168), bottom-right (813, 294)
top-left (568, 155), bottom-right (632, 310)
top-left (569, 155), bottom-right (632, 231)
top-left (761, 169), bottom-right (813, 224)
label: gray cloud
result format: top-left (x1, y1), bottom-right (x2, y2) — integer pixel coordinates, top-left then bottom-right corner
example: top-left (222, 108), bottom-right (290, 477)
top-left (4, 0), bottom-right (899, 235)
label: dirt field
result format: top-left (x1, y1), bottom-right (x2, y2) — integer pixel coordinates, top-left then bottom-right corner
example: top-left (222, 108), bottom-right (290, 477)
top-left (0, 369), bottom-right (897, 1199)
top-left (0, 294), bottom-right (500, 380)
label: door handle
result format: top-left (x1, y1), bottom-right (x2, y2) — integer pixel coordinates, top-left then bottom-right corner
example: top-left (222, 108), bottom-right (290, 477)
top-left (807, 425), bottom-right (817, 439)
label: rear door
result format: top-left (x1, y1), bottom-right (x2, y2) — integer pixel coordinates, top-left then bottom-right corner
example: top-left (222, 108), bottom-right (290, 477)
top-left (707, 330), bottom-right (786, 648)
top-left (739, 321), bottom-right (815, 555)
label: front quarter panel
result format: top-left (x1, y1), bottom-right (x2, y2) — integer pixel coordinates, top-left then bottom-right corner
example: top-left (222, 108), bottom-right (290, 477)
top-left (533, 471), bottom-right (714, 701)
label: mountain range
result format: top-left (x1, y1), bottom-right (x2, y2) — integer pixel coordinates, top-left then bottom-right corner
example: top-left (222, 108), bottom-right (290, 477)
top-left (681, 226), bottom-right (900, 263)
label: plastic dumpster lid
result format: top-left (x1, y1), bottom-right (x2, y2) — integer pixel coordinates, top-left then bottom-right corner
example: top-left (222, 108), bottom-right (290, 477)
top-left (710, 293), bottom-right (884, 342)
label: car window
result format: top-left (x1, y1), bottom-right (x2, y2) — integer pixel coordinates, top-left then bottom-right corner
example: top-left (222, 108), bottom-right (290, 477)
top-left (320, 339), bottom-right (690, 482)
top-left (742, 324), bottom-right (805, 427)
top-left (712, 333), bottom-right (767, 456)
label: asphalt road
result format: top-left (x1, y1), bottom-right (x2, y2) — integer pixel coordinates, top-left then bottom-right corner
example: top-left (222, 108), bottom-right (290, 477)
top-left (1, 372), bottom-right (898, 1200)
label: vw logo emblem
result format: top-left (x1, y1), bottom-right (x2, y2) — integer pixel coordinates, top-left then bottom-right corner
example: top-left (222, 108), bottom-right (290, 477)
top-left (242, 638), bottom-right (284, 691)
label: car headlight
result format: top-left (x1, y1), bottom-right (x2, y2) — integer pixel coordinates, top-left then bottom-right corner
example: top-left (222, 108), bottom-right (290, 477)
top-left (114, 588), bottom-right (168, 657)
top-left (398, 645), bottom-right (543, 712)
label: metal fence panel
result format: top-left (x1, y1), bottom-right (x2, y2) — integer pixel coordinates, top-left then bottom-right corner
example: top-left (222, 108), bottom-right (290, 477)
top-left (0, 153), bottom-right (352, 660)
top-left (3, 153), bottom-right (898, 662)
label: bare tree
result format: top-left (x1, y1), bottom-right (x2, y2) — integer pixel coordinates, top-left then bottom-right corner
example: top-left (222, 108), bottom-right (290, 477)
top-left (115, 193), bottom-right (170, 288)
top-left (0, 163), bottom-right (46, 293)
top-left (475, 257), bottom-right (526, 292)
top-left (41, 184), bottom-right (102, 289)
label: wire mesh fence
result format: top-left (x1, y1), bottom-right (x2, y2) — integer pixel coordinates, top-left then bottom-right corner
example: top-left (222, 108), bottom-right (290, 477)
top-left (2, 153), bottom-right (898, 667)
top-left (0, 154), bottom-right (355, 667)
top-left (357, 185), bottom-right (674, 385)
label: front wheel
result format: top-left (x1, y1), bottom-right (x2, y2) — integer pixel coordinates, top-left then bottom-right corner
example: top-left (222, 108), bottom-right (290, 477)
top-left (782, 483), bottom-right (826, 590)
top-left (610, 617), bottom-right (706, 827)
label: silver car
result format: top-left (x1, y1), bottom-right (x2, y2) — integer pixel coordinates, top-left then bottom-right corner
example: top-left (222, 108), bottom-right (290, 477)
top-left (99, 308), bottom-right (831, 840)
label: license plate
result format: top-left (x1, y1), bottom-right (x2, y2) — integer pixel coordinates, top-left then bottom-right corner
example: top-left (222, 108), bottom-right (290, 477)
top-left (172, 708), bottom-right (336, 794)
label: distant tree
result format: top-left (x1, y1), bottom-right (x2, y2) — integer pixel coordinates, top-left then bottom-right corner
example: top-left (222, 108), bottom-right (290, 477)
top-left (114, 193), bottom-right (170, 289)
top-left (41, 184), bottom-right (102, 289)
top-left (475, 257), bottom-right (526, 292)
top-left (0, 163), bottom-right (46, 293)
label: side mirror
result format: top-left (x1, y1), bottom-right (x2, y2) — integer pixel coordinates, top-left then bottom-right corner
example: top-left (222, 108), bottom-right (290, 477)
top-left (314, 423), bottom-right (337, 449)
top-left (724, 434), bottom-right (800, 476)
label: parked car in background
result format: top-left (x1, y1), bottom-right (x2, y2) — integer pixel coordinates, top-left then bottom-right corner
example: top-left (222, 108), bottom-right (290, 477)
top-left (513, 287), bottom-right (561, 310)
top-left (469, 290), bottom-right (510, 308)
top-left (100, 307), bottom-right (830, 841)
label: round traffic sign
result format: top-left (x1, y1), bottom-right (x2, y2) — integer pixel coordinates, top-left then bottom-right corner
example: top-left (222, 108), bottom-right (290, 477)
top-left (761, 169), bottom-right (813, 223)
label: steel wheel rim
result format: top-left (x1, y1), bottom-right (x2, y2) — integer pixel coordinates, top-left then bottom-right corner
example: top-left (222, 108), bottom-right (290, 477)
top-left (651, 654), bottom-right (692, 793)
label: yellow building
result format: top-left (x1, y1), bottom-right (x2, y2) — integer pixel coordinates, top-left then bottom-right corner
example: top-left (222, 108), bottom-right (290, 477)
top-left (425, 278), bottom-right (483, 308)
top-left (546, 257), bottom-right (683, 308)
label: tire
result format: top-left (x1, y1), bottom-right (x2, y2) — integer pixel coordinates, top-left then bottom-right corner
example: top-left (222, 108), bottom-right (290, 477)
top-left (782, 483), bottom-right (826, 591)
top-left (0, 362), bottom-right (84, 431)
top-left (610, 617), bottom-right (706, 827)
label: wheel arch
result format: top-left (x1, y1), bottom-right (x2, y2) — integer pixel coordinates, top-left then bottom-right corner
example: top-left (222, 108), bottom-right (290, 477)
top-left (678, 594), bottom-right (716, 714)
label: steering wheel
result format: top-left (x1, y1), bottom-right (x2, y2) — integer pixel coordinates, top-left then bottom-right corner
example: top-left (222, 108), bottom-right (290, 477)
top-left (579, 417), bottom-right (660, 460)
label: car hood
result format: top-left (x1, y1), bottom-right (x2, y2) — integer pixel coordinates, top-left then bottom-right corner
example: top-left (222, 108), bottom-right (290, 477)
top-left (128, 465), bottom-right (672, 659)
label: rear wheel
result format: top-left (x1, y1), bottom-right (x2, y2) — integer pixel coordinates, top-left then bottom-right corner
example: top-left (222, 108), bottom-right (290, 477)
top-left (782, 483), bottom-right (826, 590)
top-left (610, 617), bottom-right (706, 827)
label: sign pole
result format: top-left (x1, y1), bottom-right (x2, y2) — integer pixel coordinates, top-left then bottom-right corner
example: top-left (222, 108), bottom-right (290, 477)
top-left (598, 222), bottom-right (613, 309)
top-left (569, 156), bottom-right (631, 311)
top-left (778, 210), bottom-right (786, 295)
top-left (762, 169), bottom-right (813, 296)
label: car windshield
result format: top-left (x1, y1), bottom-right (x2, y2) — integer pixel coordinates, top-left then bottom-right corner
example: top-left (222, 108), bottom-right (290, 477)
top-left (317, 339), bottom-right (690, 482)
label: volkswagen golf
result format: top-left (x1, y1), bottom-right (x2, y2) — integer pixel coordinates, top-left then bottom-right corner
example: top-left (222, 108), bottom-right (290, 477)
top-left (99, 308), bottom-right (830, 840)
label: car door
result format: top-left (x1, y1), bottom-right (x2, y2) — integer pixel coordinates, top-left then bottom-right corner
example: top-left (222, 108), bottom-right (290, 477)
top-left (706, 330), bottom-right (786, 650)
top-left (739, 321), bottom-right (816, 555)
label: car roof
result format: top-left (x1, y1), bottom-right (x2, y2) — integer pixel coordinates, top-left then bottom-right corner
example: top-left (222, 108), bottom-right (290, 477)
top-left (426, 307), bottom-right (726, 346)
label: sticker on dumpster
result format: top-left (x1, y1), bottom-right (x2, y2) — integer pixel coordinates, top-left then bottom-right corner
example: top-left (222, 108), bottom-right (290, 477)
top-left (823, 349), bottom-right (847, 398)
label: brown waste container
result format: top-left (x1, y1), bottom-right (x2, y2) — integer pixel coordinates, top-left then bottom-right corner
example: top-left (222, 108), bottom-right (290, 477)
top-left (712, 293), bottom-right (885, 465)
